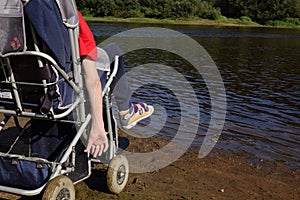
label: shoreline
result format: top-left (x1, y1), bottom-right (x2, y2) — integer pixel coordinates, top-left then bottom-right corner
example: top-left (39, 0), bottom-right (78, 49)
top-left (78, 133), bottom-right (300, 200)
top-left (0, 129), bottom-right (299, 199)
top-left (84, 16), bottom-right (300, 29)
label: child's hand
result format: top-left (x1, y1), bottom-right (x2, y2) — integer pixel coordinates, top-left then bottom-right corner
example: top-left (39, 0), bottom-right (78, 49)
top-left (84, 123), bottom-right (108, 158)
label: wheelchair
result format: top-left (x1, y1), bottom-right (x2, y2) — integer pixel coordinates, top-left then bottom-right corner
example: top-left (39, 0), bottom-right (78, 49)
top-left (0, 0), bottom-right (129, 198)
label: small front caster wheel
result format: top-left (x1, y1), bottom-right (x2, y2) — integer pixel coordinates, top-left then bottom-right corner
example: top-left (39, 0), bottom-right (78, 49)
top-left (42, 175), bottom-right (75, 200)
top-left (107, 155), bottom-right (129, 194)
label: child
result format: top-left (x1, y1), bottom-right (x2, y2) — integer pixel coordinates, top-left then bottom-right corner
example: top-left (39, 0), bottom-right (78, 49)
top-left (77, 12), bottom-right (154, 158)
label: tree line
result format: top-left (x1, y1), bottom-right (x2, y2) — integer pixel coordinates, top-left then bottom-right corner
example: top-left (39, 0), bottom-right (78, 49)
top-left (76, 0), bottom-right (300, 24)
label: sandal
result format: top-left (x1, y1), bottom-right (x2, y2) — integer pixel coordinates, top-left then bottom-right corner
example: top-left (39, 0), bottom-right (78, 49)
top-left (119, 102), bottom-right (154, 129)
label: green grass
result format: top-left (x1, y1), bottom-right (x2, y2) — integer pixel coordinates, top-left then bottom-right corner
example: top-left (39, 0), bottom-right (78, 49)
top-left (265, 18), bottom-right (300, 28)
top-left (84, 16), bottom-right (258, 26)
top-left (214, 16), bottom-right (260, 26)
top-left (84, 16), bottom-right (300, 28)
top-left (84, 16), bottom-right (175, 24)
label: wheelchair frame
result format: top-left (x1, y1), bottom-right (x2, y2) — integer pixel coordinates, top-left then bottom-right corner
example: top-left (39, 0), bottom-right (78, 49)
top-left (0, 0), bottom-right (128, 198)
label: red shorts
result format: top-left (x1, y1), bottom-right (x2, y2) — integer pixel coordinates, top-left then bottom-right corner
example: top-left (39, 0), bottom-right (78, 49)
top-left (78, 11), bottom-right (97, 60)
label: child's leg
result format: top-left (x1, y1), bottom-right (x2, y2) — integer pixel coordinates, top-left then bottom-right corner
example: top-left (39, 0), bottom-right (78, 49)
top-left (102, 43), bottom-right (154, 129)
top-left (103, 44), bottom-right (131, 111)
top-left (111, 56), bottom-right (132, 111)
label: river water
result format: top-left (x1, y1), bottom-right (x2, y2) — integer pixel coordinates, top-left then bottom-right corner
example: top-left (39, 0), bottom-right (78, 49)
top-left (90, 22), bottom-right (300, 167)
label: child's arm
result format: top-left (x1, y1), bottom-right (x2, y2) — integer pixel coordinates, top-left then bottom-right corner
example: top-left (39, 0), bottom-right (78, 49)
top-left (82, 57), bottom-right (108, 158)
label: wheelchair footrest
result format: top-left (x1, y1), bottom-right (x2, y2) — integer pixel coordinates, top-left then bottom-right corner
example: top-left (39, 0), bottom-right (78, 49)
top-left (67, 142), bottom-right (89, 183)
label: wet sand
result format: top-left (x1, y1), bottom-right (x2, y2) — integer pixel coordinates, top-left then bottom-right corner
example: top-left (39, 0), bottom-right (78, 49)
top-left (75, 132), bottom-right (300, 200)
top-left (0, 124), bottom-right (299, 200)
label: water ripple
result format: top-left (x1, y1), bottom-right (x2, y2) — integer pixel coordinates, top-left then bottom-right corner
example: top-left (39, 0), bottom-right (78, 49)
top-left (93, 23), bottom-right (300, 167)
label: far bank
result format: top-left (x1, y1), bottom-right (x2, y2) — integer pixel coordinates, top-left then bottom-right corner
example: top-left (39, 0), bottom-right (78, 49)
top-left (84, 16), bottom-right (300, 29)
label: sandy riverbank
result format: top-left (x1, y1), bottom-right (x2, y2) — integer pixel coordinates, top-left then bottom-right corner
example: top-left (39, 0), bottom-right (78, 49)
top-left (0, 121), bottom-right (299, 200)
top-left (74, 132), bottom-right (300, 200)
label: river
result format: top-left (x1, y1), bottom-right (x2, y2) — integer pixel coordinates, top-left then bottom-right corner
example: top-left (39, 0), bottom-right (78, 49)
top-left (90, 22), bottom-right (300, 168)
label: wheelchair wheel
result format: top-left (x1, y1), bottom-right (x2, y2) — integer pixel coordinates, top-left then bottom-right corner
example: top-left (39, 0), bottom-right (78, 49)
top-left (107, 155), bottom-right (129, 194)
top-left (42, 175), bottom-right (75, 200)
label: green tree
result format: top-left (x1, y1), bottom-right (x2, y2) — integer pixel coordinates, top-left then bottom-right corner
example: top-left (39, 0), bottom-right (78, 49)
top-left (115, 0), bottom-right (142, 18)
top-left (75, 0), bottom-right (299, 23)
top-left (296, 0), bottom-right (300, 17)
top-left (193, 0), bottom-right (222, 19)
top-left (93, 0), bottom-right (117, 17)
top-left (172, 0), bottom-right (194, 18)
top-left (215, 0), bottom-right (299, 23)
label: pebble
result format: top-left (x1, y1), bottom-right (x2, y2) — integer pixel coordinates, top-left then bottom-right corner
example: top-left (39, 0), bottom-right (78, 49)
top-left (218, 188), bottom-right (225, 193)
